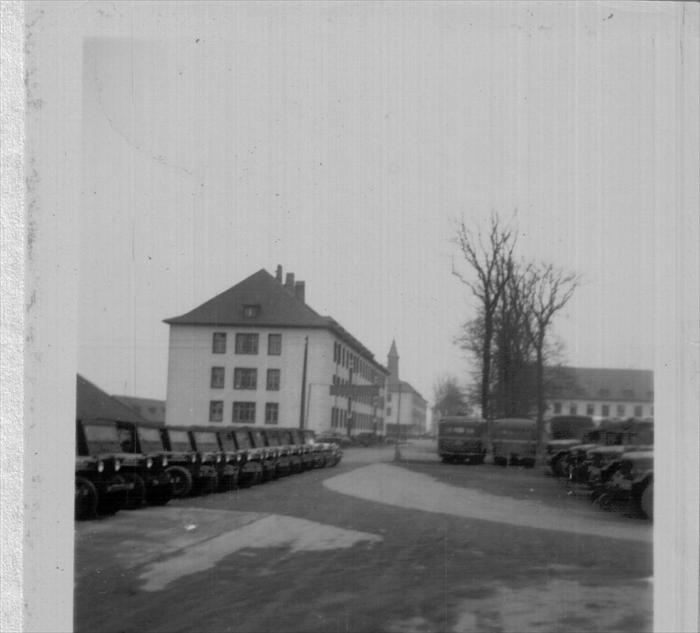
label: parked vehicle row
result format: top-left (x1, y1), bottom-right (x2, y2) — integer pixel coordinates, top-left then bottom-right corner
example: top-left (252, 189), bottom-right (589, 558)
top-left (75, 419), bottom-right (342, 520)
top-left (545, 417), bottom-right (654, 520)
top-left (435, 415), bottom-right (653, 519)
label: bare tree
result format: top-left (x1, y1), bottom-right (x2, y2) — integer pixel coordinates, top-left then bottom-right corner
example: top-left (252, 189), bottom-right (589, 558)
top-left (432, 374), bottom-right (470, 418)
top-left (493, 265), bottom-right (537, 417)
top-left (452, 213), bottom-right (516, 419)
top-left (523, 263), bottom-right (581, 453)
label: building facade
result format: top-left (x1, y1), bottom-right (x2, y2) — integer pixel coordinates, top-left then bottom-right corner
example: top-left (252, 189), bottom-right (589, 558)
top-left (546, 367), bottom-right (654, 421)
top-left (164, 267), bottom-right (389, 435)
top-left (383, 340), bottom-right (428, 438)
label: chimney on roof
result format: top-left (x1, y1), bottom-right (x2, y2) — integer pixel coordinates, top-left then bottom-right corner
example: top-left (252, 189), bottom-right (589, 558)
top-left (285, 272), bottom-right (295, 291)
top-left (294, 281), bottom-right (305, 303)
top-left (276, 265), bottom-right (283, 282)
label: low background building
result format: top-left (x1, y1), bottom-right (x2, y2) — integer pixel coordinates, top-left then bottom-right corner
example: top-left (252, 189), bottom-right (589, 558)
top-left (163, 267), bottom-right (389, 435)
top-left (546, 366), bottom-right (653, 421)
top-left (384, 340), bottom-right (428, 439)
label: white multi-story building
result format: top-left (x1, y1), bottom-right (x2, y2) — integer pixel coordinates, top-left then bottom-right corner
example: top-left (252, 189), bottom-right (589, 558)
top-left (546, 367), bottom-right (654, 421)
top-left (384, 340), bottom-right (428, 438)
top-left (164, 267), bottom-right (389, 435)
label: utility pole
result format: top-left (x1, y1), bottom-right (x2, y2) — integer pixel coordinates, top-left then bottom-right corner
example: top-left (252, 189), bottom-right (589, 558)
top-left (299, 336), bottom-right (308, 429)
top-left (394, 382), bottom-right (402, 461)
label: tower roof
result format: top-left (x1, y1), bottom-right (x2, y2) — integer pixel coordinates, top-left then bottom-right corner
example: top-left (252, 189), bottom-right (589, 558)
top-left (388, 339), bottom-right (399, 357)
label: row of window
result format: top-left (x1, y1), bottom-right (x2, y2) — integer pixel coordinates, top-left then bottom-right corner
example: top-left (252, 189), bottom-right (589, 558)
top-left (551, 402), bottom-right (651, 417)
top-left (212, 332), bottom-right (282, 355)
top-left (209, 401), bottom-right (279, 424)
top-left (330, 407), bottom-right (383, 432)
top-left (211, 367), bottom-right (281, 390)
top-left (330, 374), bottom-right (381, 406)
top-left (332, 341), bottom-right (381, 385)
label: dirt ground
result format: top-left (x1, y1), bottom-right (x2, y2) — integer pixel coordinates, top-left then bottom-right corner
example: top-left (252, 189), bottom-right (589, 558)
top-left (75, 446), bottom-right (652, 633)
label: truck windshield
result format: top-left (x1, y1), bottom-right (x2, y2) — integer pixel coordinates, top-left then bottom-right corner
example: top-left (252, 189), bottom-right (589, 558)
top-left (266, 434), bottom-right (280, 446)
top-left (219, 433), bottom-right (237, 451)
top-left (234, 431), bottom-right (252, 449)
top-left (251, 430), bottom-right (266, 447)
top-left (83, 424), bottom-right (121, 453)
top-left (137, 427), bottom-right (163, 453)
top-left (168, 430), bottom-right (191, 451)
top-left (193, 432), bottom-right (220, 452)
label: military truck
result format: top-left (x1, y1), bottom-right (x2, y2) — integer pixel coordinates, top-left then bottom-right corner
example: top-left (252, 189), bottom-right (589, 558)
top-left (191, 427), bottom-right (242, 491)
top-left (437, 417), bottom-right (487, 464)
top-left (277, 428), bottom-right (304, 474)
top-left (490, 417), bottom-right (538, 467)
top-left (262, 428), bottom-right (293, 477)
top-left (114, 420), bottom-right (174, 507)
top-left (75, 419), bottom-right (135, 519)
top-left (160, 426), bottom-right (218, 497)
top-left (246, 427), bottom-right (280, 481)
top-left (289, 429), bottom-right (316, 471)
top-left (226, 427), bottom-right (265, 486)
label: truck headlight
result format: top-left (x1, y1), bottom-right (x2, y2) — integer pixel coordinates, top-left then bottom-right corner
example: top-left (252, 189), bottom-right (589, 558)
top-left (216, 455), bottom-right (222, 463)
top-left (114, 459), bottom-right (122, 472)
top-left (162, 456), bottom-right (168, 467)
top-left (146, 457), bottom-right (153, 469)
top-left (97, 460), bottom-right (105, 473)
top-left (191, 454), bottom-right (197, 463)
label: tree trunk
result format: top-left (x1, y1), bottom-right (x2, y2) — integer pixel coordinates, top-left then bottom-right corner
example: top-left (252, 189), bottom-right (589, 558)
top-left (535, 339), bottom-right (545, 457)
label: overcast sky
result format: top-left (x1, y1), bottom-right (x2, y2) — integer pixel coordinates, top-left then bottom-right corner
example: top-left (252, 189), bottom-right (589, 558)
top-left (76, 1), bottom-right (696, 403)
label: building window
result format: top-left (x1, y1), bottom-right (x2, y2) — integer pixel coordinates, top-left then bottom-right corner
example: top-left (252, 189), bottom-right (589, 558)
top-left (232, 402), bottom-right (256, 423)
top-left (211, 367), bottom-right (225, 389)
top-left (602, 404), bottom-right (610, 417)
top-left (266, 369), bottom-right (280, 391)
top-left (553, 402), bottom-right (562, 414)
top-left (268, 334), bottom-right (282, 355)
top-left (616, 404), bottom-right (625, 417)
top-left (209, 400), bottom-right (223, 422)
top-left (387, 407), bottom-right (392, 416)
top-left (265, 403), bottom-right (279, 425)
top-left (243, 305), bottom-right (260, 318)
top-left (586, 404), bottom-right (594, 416)
top-left (569, 404), bottom-right (577, 415)
top-left (235, 333), bottom-right (259, 354)
top-left (634, 405), bottom-right (643, 417)
top-left (212, 332), bottom-right (227, 354)
top-left (234, 368), bottom-right (257, 389)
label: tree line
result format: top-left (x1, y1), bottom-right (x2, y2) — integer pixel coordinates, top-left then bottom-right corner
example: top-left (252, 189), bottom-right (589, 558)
top-left (433, 212), bottom-right (580, 448)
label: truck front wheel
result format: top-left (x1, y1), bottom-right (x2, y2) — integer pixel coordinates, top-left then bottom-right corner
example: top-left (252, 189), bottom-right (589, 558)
top-left (165, 465), bottom-right (193, 498)
top-left (75, 476), bottom-right (98, 520)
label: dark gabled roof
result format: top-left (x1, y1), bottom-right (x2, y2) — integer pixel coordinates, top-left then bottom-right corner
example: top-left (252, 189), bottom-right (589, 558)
top-left (76, 374), bottom-right (149, 424)
top-left (164, 268), bottom-right (389, 374)
top-left (547, 367), bottom-right (654, 402)
top-left (164, 269), bottom-right (329, 329)
top-left (387, 379), bottom-right (427, 403)
top-left (112, 395), bottom-right (166, 424)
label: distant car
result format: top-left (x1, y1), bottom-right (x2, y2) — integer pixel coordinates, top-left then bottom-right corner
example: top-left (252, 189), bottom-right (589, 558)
top-left (316, 432), bottom-right (352, 448)
top-left (354, 432), bottom-right (380, 447)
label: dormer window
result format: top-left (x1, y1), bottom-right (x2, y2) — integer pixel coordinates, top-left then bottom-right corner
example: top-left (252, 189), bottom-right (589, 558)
top-left (243, 305), bottom-right (260, 318)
